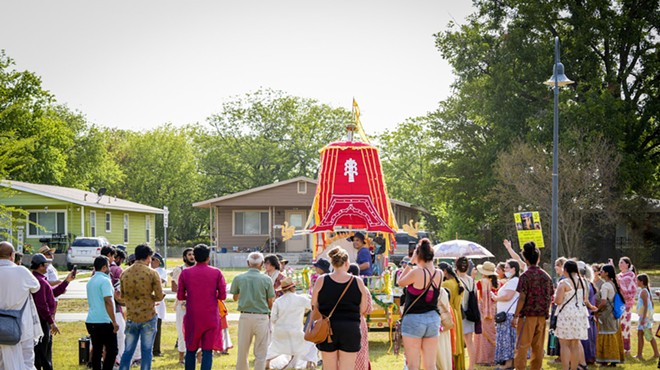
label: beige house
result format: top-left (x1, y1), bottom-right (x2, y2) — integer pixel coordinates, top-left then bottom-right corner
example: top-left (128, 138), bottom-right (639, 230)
top-left (193, 176), bottom-right (428, 253)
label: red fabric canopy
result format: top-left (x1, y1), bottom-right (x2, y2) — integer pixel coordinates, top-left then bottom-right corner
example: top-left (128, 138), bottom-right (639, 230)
top-left (309, 141), bottom-right (398, 233)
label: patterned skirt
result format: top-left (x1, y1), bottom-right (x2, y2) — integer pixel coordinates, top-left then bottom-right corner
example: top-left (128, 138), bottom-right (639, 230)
top-left (494, 313), bottom-right (516, 364)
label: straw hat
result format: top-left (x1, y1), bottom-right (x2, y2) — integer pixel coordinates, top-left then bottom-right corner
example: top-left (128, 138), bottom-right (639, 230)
top-left (280, 277), bottom-right (295, 291)
top-left (38, 245), bottom-right (56, 255)
top-left (476, 261), bottom-right (497, 276)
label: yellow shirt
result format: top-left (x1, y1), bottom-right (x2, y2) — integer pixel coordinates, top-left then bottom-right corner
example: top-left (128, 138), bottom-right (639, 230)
top-left (120, 261), bottom-right (165, 323)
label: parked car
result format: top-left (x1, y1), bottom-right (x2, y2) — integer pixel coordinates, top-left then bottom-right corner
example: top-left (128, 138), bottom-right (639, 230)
top-left (66, 236), bottom-right (110, 270)
top-left (390, 230), bottom-right (434, 265)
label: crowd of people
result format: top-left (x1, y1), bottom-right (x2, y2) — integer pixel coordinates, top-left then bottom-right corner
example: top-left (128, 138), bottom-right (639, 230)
top-left (395, 239), bottom-right (659, 370)
top-left (1, 234), bottom-right (659, 370)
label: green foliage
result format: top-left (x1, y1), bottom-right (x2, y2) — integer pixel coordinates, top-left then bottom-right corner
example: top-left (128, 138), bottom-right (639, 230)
top-left (427, 0), bottom-right (660, 248)
top-left (110, 124), bottom-right (205, 242)
top-left (198, 89), bottom-right (350, 196)
top-left (375, 118), bottom-right (443, 233)
top-left (0, 50), bottom-right (123, 189)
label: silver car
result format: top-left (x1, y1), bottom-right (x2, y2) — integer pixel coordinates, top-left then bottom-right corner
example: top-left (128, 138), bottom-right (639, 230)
top-left (66, 236), bottom-right (110, 270)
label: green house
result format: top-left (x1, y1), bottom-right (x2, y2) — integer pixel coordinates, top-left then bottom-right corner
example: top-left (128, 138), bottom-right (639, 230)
top-left (0, 180), bottom-right (163, 254)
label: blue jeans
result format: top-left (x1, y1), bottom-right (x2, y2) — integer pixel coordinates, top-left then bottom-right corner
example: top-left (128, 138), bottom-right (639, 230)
top-left (119, 315), bottom-right (158, 370)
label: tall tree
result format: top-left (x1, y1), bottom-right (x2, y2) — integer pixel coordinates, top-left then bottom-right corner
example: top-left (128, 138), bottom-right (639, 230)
top-left (429, 0), bottom-right (659, 250)
top-left (376, 119), bottom-right (442, 233)
top-left (198, 89), bottom-right (350, 197)
top-left (111, 124), bottom-right (205, 242)
top-left (493, 131), bottom-right (622, 257)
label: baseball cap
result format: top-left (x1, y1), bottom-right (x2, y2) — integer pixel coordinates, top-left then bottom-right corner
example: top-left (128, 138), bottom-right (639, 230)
top-left (313, 258), bottom-right (331, 274)
top-left (31, 253), bottom-right (52, 265)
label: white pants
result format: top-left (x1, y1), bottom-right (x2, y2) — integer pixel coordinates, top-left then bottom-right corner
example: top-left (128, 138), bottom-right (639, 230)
top-left (0, 339), bottom-right (36, 370)
top-left (176, 304), bottom-right (186, 353)
top-left (116, 312), bottom-right (125, 363)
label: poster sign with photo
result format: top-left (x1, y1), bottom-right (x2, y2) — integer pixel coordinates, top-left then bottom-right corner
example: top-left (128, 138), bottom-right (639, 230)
top-left (514, 211), bottom-right (545, 248)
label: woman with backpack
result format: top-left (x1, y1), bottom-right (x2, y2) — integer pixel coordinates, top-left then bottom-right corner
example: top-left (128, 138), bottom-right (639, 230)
top-left (456, 257), bottom-right (479, 370)
top-left (595, 264), bottom-right (625, 366)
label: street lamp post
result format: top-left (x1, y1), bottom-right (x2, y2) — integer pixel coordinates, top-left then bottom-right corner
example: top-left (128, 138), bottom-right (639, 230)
top-left (544, 36), bottom-right (574, 279)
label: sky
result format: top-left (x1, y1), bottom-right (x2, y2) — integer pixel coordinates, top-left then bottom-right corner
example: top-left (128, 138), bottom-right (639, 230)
top-left (1, 0), bottom-right (474, 135)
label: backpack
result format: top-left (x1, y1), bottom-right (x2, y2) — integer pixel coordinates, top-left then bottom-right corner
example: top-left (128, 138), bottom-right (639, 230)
top-left (461, 278), bottom-right (481, 323)
top-left (611, 292), bottom-right (625, 320)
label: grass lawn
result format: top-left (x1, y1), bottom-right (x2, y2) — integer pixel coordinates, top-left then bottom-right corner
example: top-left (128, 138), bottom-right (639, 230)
top-left (53, 320), bottom-right (660, 370)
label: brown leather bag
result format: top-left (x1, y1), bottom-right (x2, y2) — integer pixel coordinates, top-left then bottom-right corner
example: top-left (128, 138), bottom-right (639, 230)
top-left (304, 276), bottom-right (355, 344)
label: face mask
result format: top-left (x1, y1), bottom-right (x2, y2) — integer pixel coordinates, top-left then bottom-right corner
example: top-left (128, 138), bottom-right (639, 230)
top-left (505, 271), bottom-right (514, 278)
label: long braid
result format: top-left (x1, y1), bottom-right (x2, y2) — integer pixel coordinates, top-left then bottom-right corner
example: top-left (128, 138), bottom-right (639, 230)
top-left (439, 262), bottom-right (464, 295)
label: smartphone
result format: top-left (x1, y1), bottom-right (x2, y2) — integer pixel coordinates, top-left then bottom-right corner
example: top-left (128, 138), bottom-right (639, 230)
top-left (72, 265), bottom-right (78, 278)
top-left (408, 242), bottom-right (417, 258)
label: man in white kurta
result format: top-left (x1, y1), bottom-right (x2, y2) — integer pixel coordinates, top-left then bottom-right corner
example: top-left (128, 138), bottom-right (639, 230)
top-left (266, 278), bottom-right (318, 369)
top-left (0, 241), bottom-right (42, 370)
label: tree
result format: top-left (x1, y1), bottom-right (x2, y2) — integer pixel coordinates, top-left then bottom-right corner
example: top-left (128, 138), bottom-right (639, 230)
top-left (0, 50), bottom-right (123, 190)
top-left (376, 118), bottom-right (443, 233)
top-left (493, 131), bottom-right (622, 257)
top-left (198, 89), bottom-right (350, 197)
top-left (428, 0), bottom-right (659, 251)
top-left (110, 124), bottom-right (205, 242)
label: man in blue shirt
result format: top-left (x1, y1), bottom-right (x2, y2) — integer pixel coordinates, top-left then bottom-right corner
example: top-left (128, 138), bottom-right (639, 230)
top-left (351, 231), bottom-right (372, 276)
top-left (86, 256), bottom-right (118, 370)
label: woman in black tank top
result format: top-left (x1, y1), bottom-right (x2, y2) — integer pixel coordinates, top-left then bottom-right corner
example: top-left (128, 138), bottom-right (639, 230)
top-left (311, 247), bottom-right (369, 370)
top-left (396, 238), bottom-right (443, 370)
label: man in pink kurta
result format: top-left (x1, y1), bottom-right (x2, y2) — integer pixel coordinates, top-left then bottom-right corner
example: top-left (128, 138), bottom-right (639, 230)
top-left (177, 244), bottom-right (227, 370)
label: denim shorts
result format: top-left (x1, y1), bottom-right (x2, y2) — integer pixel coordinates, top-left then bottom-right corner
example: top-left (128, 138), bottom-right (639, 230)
top-left (401, 310), bottom-right (440, 338)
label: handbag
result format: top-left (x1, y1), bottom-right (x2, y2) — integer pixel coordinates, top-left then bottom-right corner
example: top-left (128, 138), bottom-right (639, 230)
top-left (304, 276), bottom-right (354, 344)
top-left (550, 285), bottom-right (577, 331)
top-left (393, 271), bottom-right (437, 355)
top-left (439, 300), bottom-right (454, 330)
top-left (0, 298), bottom-right (29, 345)
top-left (495, 296), bottom-right (519, 324)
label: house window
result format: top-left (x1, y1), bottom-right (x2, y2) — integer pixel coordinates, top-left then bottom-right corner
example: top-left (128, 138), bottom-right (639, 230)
top-left (105, 212), bottom-right (111, 232)
top-left (90, 211), bottom-right (97, 237)
top-left (123, 214), bottom-right (129, 244)
top-left (145, 215), bottom-right (151, 243)
top-left (28, 211), bottom-right (66, 237)
top-left (233, 211), bottom-right (269, 236)
top-left (297, 181), bottom-right (307, 194)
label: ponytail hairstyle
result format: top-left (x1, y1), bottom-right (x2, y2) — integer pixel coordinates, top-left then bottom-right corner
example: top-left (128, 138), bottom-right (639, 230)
top-left (638, 274), bottom-right (651, 295)
top-left (620, 256), bottom-right (635, 274)
top-left (602, 264), bottom-right (625, 304)
top-left (439, 262), bottom-right (464, 295)
top-left (416, 238), bottom-right (434, 262)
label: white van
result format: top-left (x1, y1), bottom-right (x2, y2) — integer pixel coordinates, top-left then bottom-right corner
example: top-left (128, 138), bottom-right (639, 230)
top-left (66, 236), bottom-right (110, 270)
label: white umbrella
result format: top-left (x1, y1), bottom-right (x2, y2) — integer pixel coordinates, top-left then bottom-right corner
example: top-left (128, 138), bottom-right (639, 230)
top-left (433, 240), bottom-right (495, 259)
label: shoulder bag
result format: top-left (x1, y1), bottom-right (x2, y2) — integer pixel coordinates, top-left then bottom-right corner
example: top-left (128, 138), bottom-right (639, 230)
top-left (0, 298), bottom-right (29, 345)
top-left (495, 296), bottom-right (519, 324)
top-left (550, 281), bottom-right (578, 330)
top-left (304, 276), bottom-right (355, 344)
top-left (394, 270), bottom-right (437, 355)
top-left (439, 299), bottom-right (454, 330)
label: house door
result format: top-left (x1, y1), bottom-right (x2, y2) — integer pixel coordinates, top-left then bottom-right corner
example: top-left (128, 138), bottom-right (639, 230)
top-left (284, 210), bottom-right (306, 252)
